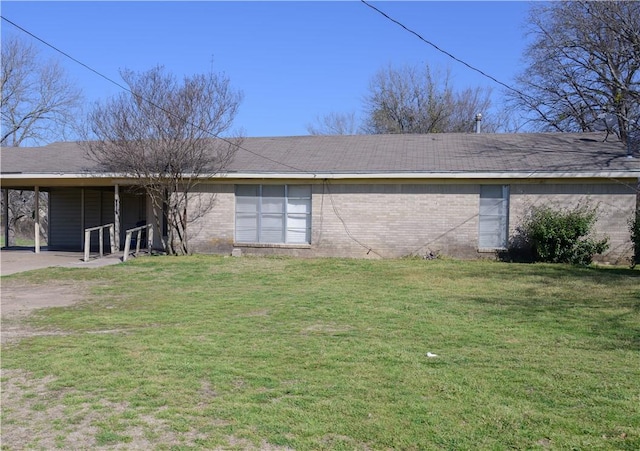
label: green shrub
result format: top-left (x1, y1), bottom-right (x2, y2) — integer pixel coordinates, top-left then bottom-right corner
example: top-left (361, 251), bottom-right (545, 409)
top-left (520, 203), bottom-right (609, 265)
top-left (630, 212), bottom-right (640, 268)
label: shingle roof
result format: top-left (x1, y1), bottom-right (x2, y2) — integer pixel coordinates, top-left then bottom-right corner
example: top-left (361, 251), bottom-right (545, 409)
top-left (1, 132), bottom-right (639, 177)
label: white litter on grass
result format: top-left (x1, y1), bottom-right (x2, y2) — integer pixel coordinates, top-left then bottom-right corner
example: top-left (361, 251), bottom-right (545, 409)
top-left (426, 352), bottom-right (438, 358)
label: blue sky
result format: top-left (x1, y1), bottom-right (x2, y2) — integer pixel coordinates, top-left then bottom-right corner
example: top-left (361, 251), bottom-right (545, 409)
top-left (1, 1), bottom-right (533, 137)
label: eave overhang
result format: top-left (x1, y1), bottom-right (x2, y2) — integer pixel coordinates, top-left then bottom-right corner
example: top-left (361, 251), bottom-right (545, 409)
top-left (1, 169), bottom-right (639, 190)
top-left (219, 170), bottom-right (640, 180)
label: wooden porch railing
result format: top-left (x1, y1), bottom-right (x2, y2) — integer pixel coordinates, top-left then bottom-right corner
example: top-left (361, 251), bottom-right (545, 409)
top-left (83, 223), bottom-right (115, 262)
top-left (123, 224), bottom-right (153, 262)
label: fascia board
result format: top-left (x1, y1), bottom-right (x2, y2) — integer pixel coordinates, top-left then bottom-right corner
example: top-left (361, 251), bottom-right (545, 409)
top-left (2, 170), bottom-right (639, 182)
top-left (0, 172), bottom-right (122, 179)
top-left (217, 171), bottom-right (640, 180)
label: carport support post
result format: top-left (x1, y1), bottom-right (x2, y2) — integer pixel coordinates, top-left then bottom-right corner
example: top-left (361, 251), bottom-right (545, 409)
top-left (114, 184), bottom-right (121, 250)
top-left (34, 186), bottom-right (40, 253)
top-left (2, 189), bottom-right (8, 248)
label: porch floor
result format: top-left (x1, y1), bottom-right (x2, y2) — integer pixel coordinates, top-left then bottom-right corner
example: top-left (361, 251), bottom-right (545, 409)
top-left (0, 247), bottom-right (124, 276)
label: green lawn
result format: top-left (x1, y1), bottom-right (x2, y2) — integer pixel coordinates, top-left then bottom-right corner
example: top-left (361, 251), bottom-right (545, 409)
top-left (0, 236), bottom-right (46, 247)
top-left (2, 256), bottom-right (639, 450)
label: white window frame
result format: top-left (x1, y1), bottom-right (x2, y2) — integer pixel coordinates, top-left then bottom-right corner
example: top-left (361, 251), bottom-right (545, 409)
top-left (235, 185), bottom-right (311, 245)
top-left (478, 185), bottom-right (509, 250)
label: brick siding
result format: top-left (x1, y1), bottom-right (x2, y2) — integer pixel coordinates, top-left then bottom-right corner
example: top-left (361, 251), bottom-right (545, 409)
top-left (189, 180), bottom-right (636, 263)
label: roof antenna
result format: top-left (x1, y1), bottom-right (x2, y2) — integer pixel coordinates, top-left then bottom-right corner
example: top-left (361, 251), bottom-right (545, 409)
top-left (475, 113), bottom-right (482, 134)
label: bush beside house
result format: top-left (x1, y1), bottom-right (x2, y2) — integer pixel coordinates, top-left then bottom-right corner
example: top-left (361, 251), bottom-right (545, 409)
top-left (512, 204), bottom-right (609, 265)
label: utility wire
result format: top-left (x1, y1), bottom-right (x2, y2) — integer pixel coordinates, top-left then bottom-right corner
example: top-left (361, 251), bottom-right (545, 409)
top-left (359, 2), bottom-right (640, 194)
top-left (324, 180), bottom-right (383, 258)
top-left (360, 0), bottom-right (531, 100)
top-left (1, 16), bottom-right (132, 95)
top-left (3, 15), bottom-right (633, 258)
top-left (2, 15), bottom-right (383, 255)
top-left (0, 15), bottom-right (313, 175)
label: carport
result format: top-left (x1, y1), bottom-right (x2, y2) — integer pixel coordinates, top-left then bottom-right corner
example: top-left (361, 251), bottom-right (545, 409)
top-left (1, 183), bottom-right (147, 254)
top-left (1, 144), bottom-right (160, 259)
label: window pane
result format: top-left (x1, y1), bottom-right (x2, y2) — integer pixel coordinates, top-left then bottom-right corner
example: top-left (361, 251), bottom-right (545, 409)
top-left (288, 185), bottom-right (311, 198)
top-left (479, 216), bottom-right (501, 245)
top-left (236, 214), bottom-right (258, 228)
top-left (286, 228), bottom-right (309, 244)
top-left (262, 214), bottom-right (284, 229)
top-left (236, 229), bottom-right (258, 243)
top-left (235, 185), bottom-right (259, 242)
top-left (261, 211), bottom-right (284, 243)
top-left (236, 185), bottom-right (259, 197)
top-left (262, 185), bottom-right (285, 198)
top-left (261, 227), bottom-right (284, 242)
top-left (287, 198), bottom-right (311, 214)
top-left (236, 214), bottom-right (258, 242)
top-left (480, 185), bottom-right (502, 199)
top-left (235, 184), bottom-right (311, 245)
top-left (479, 185), bottom-right (509, 248)
top-left (287, 214), bottom-right (308, 229)
top-left (236, 196), bottom-right (259, 213)
top-left (262, 196), bottom-right (285, 213)
top-left (479, 198), bottom-right (503, 216)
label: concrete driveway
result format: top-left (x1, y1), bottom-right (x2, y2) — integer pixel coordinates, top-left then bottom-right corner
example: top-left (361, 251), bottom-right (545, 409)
top-left (0, 247), bottom-right (123, 276)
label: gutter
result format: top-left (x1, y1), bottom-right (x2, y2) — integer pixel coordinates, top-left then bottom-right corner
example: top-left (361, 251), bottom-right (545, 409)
top-left (220, 171), bottom-right (640, 180)
top-left (1, 170), bottom-right (640, 182)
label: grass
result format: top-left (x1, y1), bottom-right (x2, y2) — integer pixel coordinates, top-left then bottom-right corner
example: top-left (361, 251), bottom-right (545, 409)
top-left (0, 236), bottom-right (46, 247)
top-left (2, 256), bottom-right (639, 449)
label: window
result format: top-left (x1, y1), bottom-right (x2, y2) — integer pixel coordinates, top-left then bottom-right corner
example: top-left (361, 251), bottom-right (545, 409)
top-left (478, 185), bottom-right (509, 249)
top-left (235, 185), bottom-right (311, 244)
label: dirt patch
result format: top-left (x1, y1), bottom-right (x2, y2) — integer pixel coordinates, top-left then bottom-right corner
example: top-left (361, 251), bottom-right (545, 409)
top-left (1, 281), bottom-right (91, 345)
top-left (1, 281), bottom-right (90, 317)
top-left (1, 368), bottom-right (294, 450)
top-left (1, 369), bottom-right (201, 450)
top-left (0, 281), bottom-right (294, 450)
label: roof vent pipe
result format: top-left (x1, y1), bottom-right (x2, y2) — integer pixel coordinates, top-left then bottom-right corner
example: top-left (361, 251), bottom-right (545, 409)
top-left (475, 113), bottom-right (482, 134)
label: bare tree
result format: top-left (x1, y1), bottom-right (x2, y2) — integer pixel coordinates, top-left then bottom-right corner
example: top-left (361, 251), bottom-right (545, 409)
top-left (1, 35), bottom-right (82, 246)
top-left (306, 111), bottom-right (360, 135)
top-left (362, 63), bottom-right (496, 134)
top-left (84, 66), bottom-right (243, 255)
top-left (510, 1), bottom-right (640, 144)
top-left (1, 35), bottom-right (83, 146)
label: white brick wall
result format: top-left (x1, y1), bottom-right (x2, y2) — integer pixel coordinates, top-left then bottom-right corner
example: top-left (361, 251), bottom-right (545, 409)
top-left (189, 180), bottom-right (637, 263)
top-left (188, 184), bottom-right (235, 253)
top-left (510, 181), bottom-right (636, 264)
top-left (310, 183), bottom-right (479, 258)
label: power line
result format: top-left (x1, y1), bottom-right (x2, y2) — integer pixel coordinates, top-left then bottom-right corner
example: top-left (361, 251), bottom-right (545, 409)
top-left (324, 180), bottom-right (383, 258)
top-left (1, 16), bottom-right (132, 95)
top-left (3, 14), bottom-right (634, 257)
top-left (0, 15), bottom-right (313, 175)
top-left (359, 0), bottom-right (531, 100)
top-left (1, 15), bottom-right (386, 256)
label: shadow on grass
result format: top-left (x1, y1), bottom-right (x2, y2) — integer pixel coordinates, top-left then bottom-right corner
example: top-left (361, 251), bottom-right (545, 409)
top-left (468, 263), bottom-right (640, 352)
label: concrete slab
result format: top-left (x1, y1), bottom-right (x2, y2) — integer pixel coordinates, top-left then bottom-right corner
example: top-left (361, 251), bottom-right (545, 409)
top-left (0, 247), bottom-right (123, 276)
